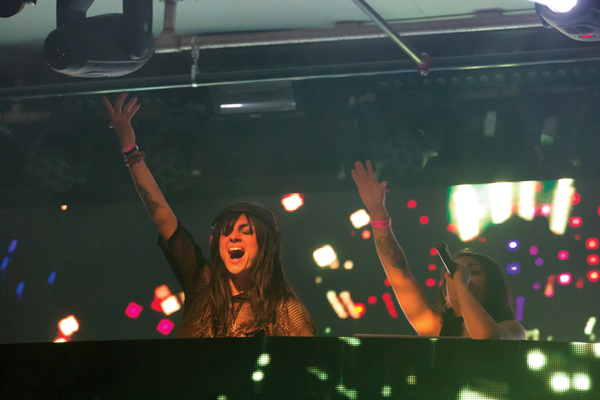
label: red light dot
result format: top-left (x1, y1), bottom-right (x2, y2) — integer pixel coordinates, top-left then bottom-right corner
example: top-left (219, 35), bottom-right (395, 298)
top-left (587, 255), bottom-right (599, 265)
top-left (425, 279), bottom-right (436, 287)
top-left (420, 216), bottom-right (429, 225)
top-left (407, 200), bottom-right (417, 209)
top-left (430, 248), bottom-right (437, 256)
top-left (569, 217), bottom-right (582, 227)
top-left (558, 250), bottom-right (569, 260)
top-left (362, 229), bottom-right (372, 239)
top-left (587, 238), bottom-right (598, 249)
top-left (479, 237), bottom-right (487, 243)
top-left (598, 205), bottom-right (600, 216)
top-left (368, 296), bottom-right (377, 304)
top-left (447, 224), bottom-right (456, 232)
top-left (575, 234), bottom-right (581, 241)
top-left (428, 264), bottom-right (436, 271)
top-left (572, 193), bottom-right (580, 204)
top-left (588, 270), bottom-right (600, 282)
top-left (384, 279), bottom-right (390, 286)
top-left (350, 231), bottom-right (356, 236)
top-left (576, 277), bottom-right (584, 288)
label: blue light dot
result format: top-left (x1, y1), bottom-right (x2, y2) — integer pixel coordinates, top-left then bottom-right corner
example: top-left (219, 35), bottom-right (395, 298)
top-left (1, 257), bottom-right (8, 270)
top-left (8, 239), bottom-right (17, 253)
top-left (506, 263), bottom-right (521, 274)
top-left (507, 240), bottom-right (520, 251)
top-left (16, 282), bottom-right (24, 295)
top-left (48, 272), bottom-right (56, 284)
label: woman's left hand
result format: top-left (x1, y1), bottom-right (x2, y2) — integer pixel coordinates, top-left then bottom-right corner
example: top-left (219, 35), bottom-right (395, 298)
top-left (445, 263), bottom-right (470, 288)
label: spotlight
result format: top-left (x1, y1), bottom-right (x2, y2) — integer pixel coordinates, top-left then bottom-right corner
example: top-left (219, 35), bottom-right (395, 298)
top-left (535, 0), bottom-right (600, 41)
top-left (44, 0), bottom-right (154, 77)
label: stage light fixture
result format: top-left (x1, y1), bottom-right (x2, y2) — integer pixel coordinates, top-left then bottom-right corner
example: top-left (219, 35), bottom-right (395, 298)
top-left (535, 0), bottom-right (600, 41)
top-left (44, 0), bottom-right (154, 77)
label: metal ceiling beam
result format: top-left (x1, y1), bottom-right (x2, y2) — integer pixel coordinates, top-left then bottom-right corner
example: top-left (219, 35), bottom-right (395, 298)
top-left (1, 48), bottom-right (600, 101)
top-left (154, 11), bottom-right (541, 53)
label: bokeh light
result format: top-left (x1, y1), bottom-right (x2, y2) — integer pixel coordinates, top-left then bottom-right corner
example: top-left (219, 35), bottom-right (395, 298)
top-left (569, 216), bottom-right (582, 227)
top-left (368, 296), bottom-right (377, 304)
top-left (350, 209), bottom-right (370, 229)
top-left (156, 319), bottom-right (174, 335)
top-left (550, 372), bottom-right (570, 392)
top-left (160, 295), bottom-right (181, 315)
top-left (533, 283), bottom-right (541, 290)
top-left (58, 316), bottom-right (79, 336)
top-left (506, 263), bottom-right (520, 274)
top-left (587, 270), bottom-right (600, 282)
top-left (587, 255), bottom-right (599, 265)
top-left (343, 260), bottom-right (354, 270)
top-left (257, 353), bottom-right (270, 367)
top-left (47, 272), bottom-right (56, 284)
top-left (281, 193), bottom-right (304, 212)
top-left (529, 246), bottom-right (538, 255)
top-left (1, 257), bottom-right (9, 270)
top-left (420, 216), bottom-right (429, 225)
top-left (61, 205), bottom-right (67, 210)
top-left (382, 293), bottom-right (398, 318)
top-left (576, 277), bottom-right (584, 288)
top-left (507, 240), bottom-right (520, 251)
top-left (430, 248), bottom-right (437, 256)
top-left (535, 258), bottom-right (544, 266)
top-left (558, 251), bottom-right (569, 260)
top-left (587, 238), bottom-right (599, 250)
top-left (558, 273), bottom-right (572, 285)
top-left (313, 245), bottom-right (337, 267)
top-left (527, 350), bottom-right (546, 370)
top-left (540, 204), bottom-right (552, 216)
top-left (16, 282), bottom-right (24, 295)
top-left (361, 230), bottom-right (371, 239)
top-left (573, 373), bottom-right (591, 391)
top-left (516, 296), bottom-right (524, 321)
top-left (252, 370), bottom-right (264, 382)
top-left (8, 239), bottom-right (17, 253)
top-left (571, 193), bottom-right (580, 204)
top-left (125, 302), bottom-right (143, 318)
top-left (426, 279), bottom-right (436, 287)
top-left (428, 264), bottom-right (436, 271)
top-left (407, 200), bottom-right (417, 208)
top-left (327, 291), bottom-right (348, 319)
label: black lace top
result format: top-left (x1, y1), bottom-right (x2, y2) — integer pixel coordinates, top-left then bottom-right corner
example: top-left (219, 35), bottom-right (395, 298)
top-left (158, 222), bottom-right (316, 337)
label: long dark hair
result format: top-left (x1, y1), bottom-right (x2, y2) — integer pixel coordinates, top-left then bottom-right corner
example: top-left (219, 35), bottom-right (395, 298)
top-left (198, 204), bottom-right (295, 337)
top-left (437, 250), bottom-right (515, 337)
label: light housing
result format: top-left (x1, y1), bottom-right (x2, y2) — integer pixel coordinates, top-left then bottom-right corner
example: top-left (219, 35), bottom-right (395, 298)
top-left (535, 0), bottom-right (600, 41)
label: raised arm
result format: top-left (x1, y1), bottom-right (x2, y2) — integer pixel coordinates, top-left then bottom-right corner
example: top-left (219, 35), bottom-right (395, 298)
top-left (446, 266), bottom-right (526, 340)
top-left (351, 161), bottom-right (441, 336)
top-left (103, 92), bottom-right (177, 240)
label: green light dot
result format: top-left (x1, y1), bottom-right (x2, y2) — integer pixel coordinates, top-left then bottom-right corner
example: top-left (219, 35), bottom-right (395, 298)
top-left (325, 327), bottom-right (331, 335)
top-left (381, 385), bottom-right (392, 397)
top-left (527, 350), bottom-right (546, 370)
top-left (257, 353), bottom-right (270, 367)
top-left (573, 373), bottom-right (591, 391)
top-left (406, 374), bottom-right (417, 385)
top-left (252, 370), bottom-right (264, 382)
top-left (550, 372), bottom-right (570, 392)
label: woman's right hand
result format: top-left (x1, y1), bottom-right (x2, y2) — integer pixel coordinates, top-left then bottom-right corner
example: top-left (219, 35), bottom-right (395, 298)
top-left (351, 160), bottom-right (388, 214)
top-left (103, 92), bottom-right (140, 149)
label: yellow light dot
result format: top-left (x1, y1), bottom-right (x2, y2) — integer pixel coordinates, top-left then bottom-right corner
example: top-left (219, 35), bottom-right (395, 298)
top-left (343, 260), bottom-right (354, 270)
top-left (61, 205), bottom-right (67, 210)
top-left (315, 276), bottom-right (323, 284)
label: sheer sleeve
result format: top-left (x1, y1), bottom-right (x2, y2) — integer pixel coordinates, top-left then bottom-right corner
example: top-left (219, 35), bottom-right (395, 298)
top-left (272, 296), bottom-right (316, 337)
top-left (157, 221), bottom-right (210, 301)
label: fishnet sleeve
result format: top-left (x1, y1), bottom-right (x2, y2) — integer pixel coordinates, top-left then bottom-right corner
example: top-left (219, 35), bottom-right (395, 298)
top-left (273, 296), bottom-right (316, 337)
top-left (157, 221), bottom-right (210, 300)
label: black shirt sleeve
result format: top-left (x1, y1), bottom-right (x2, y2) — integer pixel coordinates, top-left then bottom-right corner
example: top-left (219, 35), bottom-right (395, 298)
top-left (157, 221), bottom-right (211, 302)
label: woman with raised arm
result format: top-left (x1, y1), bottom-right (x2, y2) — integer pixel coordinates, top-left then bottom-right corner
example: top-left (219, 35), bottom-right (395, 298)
top-left (104, 92), bottom-right (315, 337)
top-left (351, 160), bottom-right (525, 340)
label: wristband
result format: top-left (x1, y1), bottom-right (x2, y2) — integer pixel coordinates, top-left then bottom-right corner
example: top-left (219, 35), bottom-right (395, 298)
top-left (371, 218), bottom-right (391, 229)
top-left (121, 144), bottom-right (137, 155)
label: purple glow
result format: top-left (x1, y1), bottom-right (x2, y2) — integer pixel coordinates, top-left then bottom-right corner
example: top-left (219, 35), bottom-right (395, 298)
top-left (516, 296), bottom-right (524, 321)
top-left (533, 283), bottom-right (541, 290)
top-left (506, 263), bottom-right (521, 274)
top-left (535, 258), bottom-right (544, 266)
top-left (529, 246), bottom-right (538, 255)
top-left (507, 240), bottom-right (520, 251)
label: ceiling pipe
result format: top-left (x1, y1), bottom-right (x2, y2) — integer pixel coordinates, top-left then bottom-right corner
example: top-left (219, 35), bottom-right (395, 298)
top-left (1, 48), bottom-right (600, 101)
top-left (153, 10), bottom-right (542, 53)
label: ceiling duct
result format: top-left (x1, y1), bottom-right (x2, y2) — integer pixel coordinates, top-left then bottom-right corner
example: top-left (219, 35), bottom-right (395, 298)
top-left (211, 81), bottom-right (297, 116)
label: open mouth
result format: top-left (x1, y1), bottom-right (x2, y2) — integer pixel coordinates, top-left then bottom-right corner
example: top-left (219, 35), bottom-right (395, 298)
top-left (228, 247), bottom-right (246, 260)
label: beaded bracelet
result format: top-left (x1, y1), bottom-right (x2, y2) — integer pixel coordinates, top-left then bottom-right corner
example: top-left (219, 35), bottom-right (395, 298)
top-left (122, 144), bottom-right (139, 159)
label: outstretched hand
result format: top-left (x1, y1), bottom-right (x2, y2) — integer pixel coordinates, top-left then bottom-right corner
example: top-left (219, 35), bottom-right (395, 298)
top-left (103, 92), bottom-right (140, 149)
top-left (351, 160), bottom-right (387, 214)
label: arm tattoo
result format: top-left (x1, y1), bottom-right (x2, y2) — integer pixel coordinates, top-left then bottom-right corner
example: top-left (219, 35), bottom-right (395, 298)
top-left (133, 175), bottom-right (164, 218)
top-left (376, 235), bottom-right (408, 272)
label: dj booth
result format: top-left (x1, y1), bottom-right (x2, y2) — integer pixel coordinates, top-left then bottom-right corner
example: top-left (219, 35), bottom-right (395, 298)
top-left (1, 337), bottom-right (597, 399)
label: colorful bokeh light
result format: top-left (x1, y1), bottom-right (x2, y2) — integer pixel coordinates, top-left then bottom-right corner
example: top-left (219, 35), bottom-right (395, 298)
top-left (382, 293), bottom-right (398, 318)
top-left (8, 239), bottom-right (17, 253)
top-left (558, 251), bottom-right (569, 260)
top-left (506, 263), bottom-right (521, 274)
top-left (571, 193), bottom-right (580, 204)
top-left (313, 245), bottom-right (337, 267)
top-left (157, 319), bottom-right (174, 335)
top-left (587, 255), bottom-right (599, 265)
top-left (535, 258), bottom-right (544, 266)
top-left (125, 302), bottom-right (143, 318)
top-left (419, 216), bottom-right (429, 225)
top-left (425, 279), bottom-right (436, 287)
top-left (407, 200), bottom-right (417, 208)
top-left (558, 273), bottom-right (572, 285)
top-left (540, 204), bottom-right (552, 216)
top-left (281, 193), bottom-right (304, 212)
top-left (428, 264), bottom-right (436, 271)
top-left (58, 316), bottom-right (79, 336)
top-left (1, 257), bottom-right (9, 270)
top-left (361, 230), bottom-right (371, 239)
top-left (507, 240), bottom-right (520, 251)
top-left (350, 209), bottom-right (370, 229)
top-left (368, 296), bottom-right (377, 304)
top-left (533, 283), bottom-right (541, 290)
top-left (529, 246), bottom-right (538, 255)
top-left (569, 216), bottom-right (582, 227)
top-left (48, 272), bottom-right (56, 284)
top-left (587, 238), bottom-right (599, 250)
top-left (587, 270), bottom-right (600, 282)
